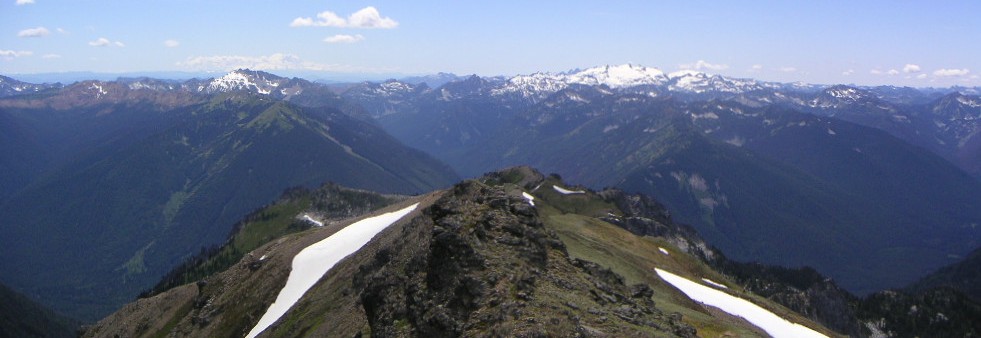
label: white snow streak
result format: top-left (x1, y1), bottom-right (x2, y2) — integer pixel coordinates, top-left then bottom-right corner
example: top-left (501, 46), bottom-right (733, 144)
top-left (658, 247), bottom-right (670, 255)
top-left (302, 214), bottom-right (324, 227)
top-left (655, 268), bottom-right (827, 338)
top-left (701, 278), bottom-right (728, 289)
top-left (245, 204), bottom-right (419, 338)
top-left (552, 185), bottom-right (585, 195)
top-left (522, 192), bottom-right (536, 206)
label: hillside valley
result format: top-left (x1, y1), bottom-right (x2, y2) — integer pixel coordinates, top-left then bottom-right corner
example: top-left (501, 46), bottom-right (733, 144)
top-left (0, 74), bottom-right (458, 320)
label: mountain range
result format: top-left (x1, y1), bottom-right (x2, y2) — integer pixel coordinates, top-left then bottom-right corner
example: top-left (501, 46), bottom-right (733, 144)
top-left (337, 64), bottom-right (981, 294)
top-left (1, 65), bottom-right (979, 334)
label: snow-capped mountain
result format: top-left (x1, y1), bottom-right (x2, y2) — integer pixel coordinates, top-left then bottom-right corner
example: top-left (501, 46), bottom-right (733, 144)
top-left (492, 64), bottom-right (669, 99)
top-left (194, 69), bottom-right (291, 95)
top-left (0, 75), bottom-right (62, 97)
top-left (488, 64), bottom-right (824, 101)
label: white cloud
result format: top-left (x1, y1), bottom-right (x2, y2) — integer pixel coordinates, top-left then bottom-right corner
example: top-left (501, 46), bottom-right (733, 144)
top-left (88, 37), bottom-right (110, 46)
top-left (347, 7), bottom-right (398, 28)
top-left (178, 53), bottom-right (378, 73)
top-left (870, 69), bottom-right (883, 75)
top-left (933, 68), bottom-right (970, 77)
top-left (842, 69), bottom-right (854, 76)
top-left (749, 64), bottom-right (763, 72)
top-left (902, 64), bottom-right (921, 73)
top-left (290, 6), bottom-right (398, 29)
top-left (779, 66), bottom-right (797, 73)
top-left (680, 60), bottom-right (729, 71)
top-left (916, 73), bottom-right (928, 79)
top-left (164, 39), bottom-right (180, 48)
top-left (324, 34), bottom-right (364, 43)
top-left (290, 17), bottom-right (315, 27)
top-left (887, 69), bottom-right (899, 75)
top-left (0, 50), bottom-right (33, 59)
top-left (15, 0), bottom-right (35, 5)
top-left (41, 53), bottom-right (61, 59)
top-left (89, 37), bottom-right (124, 47)
top-left (18, 26), bottom-right (50, 38)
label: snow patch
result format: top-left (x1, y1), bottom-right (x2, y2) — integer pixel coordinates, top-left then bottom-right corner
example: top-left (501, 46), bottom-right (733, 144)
top-left (302, 214), bottom-right (324, 227)
top-left (701, 278), bottom-right (728, 289)
top-left (690, 112), bottom-right (720, 120)
top-left (552, 185), bottom-right (585, 195)
top-left (245, 204), bottom-right (419, 338)
top-left (957, 96), bottom-right (981, 108)
top-left (522, 192), bottom-right (536, 207)
top-left (658, 247), bottom-right (670, 255)
top-left (655, 268), bottom-right (827, 338)
top-left (827, 129), bottom-right (836, 135)
top-left (725, 136), bottom-right (745, 147)
top-left (89, 83), bottom-right (108, 98)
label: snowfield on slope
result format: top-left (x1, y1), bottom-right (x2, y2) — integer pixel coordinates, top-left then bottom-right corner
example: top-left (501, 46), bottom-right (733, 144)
top-left (655, 268), bottom-right (827, 338)
top-left (552, 185), bottom-right (586, 195)
top-left (245, 203), bottom-right (419, 338)
top-left (522, 192), bottom-right (536, 206)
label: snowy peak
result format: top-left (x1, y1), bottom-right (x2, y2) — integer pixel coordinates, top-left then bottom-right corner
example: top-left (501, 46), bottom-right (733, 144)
top-left (0, 75), bottom-right (62, 97)
top-left (201, 69), bottom-right (289, 95)
top-left (824, 85), bottom-right (873, 102)
top-left (808, 85), bottom-right (886, 110)
top-left (490, 64), bottom-right (789, 100)
top-left (932, 92), bottom-right (981, 120)
top-left (564, 64), bottom-right (668, 88)
top-left (668, 71), bottom-right (771, 94)
top-left (948, 92), bottom-right (981, 109)
top-left (494, 64), bottom-right (668, 99)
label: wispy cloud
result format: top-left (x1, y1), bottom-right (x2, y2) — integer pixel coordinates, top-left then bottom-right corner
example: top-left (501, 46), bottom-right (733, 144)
top-left (779, 66), bottom-right (797, 73)
top-left (324, 34), bottom-right (364, 43)
top-left (15, 0), bottom-right (35, 5)
top-left (164, 39), bottom-right (180, 48)
top-left (749, 64), bottom-right (763, 72)
top-left (679, 60), bottom-right (728, 71)
top-left (290, 6), bottom-right (398, 29)
top-left (842, 69), bottom-right (855, 76)
top-left (0, 50), bottom-right (33, 59)
top-left (933, 68), bottom-right (970, 77)
top-left (89, 37), bottom-right (124, 47)
top-left (41, 53), bottom-right (61, 59)
top-left (902, 64), bottom-right (921, 73)
top-left (178, 53), bottom-right (378, 72)
top-left (18, 26), bottom-right (50, 38)
top-left (887, 69), bottom-right (899, 75)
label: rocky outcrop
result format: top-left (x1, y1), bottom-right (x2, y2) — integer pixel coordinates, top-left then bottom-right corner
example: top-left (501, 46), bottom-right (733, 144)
top-left (355, 180), bottom-right (696, 337)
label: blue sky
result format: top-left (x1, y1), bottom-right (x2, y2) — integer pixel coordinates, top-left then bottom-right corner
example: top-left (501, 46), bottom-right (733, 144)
top-left (1, 0), bottom-right (979, 86)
